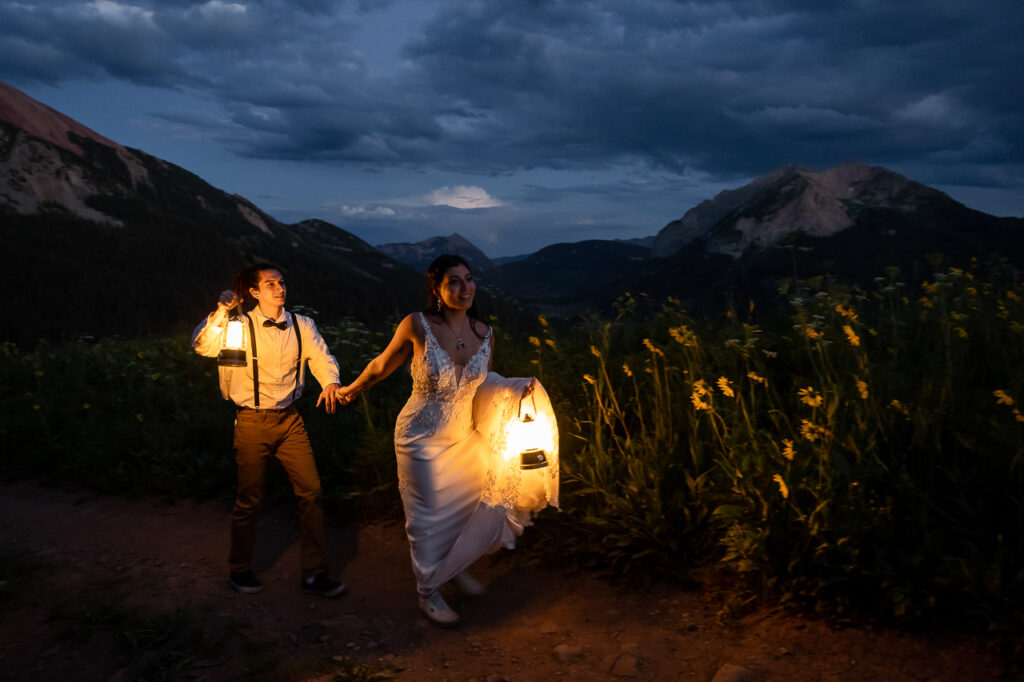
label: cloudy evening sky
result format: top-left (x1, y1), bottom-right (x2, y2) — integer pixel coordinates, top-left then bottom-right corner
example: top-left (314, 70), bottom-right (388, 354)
top-left (2, 0), bottom-right (1022, 257)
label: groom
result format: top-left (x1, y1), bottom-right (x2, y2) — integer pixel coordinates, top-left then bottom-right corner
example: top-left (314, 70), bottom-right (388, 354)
top-left (192, 263), bottom-right (346, 597)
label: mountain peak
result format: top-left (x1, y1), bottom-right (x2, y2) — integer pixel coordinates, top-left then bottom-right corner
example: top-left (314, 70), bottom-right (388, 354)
top-left (375, 233), bottom-right (493, 272)
top-left (0, 81), bottom-right (120, 157)
top-left (1, 81), bottom-right (157, 224)
top-left (651, 161), bottom-right (952, 258)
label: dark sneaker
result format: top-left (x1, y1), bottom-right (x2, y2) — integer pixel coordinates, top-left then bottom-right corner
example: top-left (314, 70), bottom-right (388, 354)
top-left (302, 573), bottom-right (346, 598)
top-left (228, 570), bottom-right (263, 594)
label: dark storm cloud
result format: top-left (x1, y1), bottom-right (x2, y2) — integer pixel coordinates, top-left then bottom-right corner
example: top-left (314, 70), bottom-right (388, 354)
top-left (2, 0), bottom-right (1022, 188)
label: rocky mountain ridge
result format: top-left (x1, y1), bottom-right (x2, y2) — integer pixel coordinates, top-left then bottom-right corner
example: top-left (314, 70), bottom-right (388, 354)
top-left (375, 232), bottom-right (493, 273)
top-left (4, 79), bottom-right (1021, 335)
top-left (651, 161), bottom-right (951, 258)
top-left (1, 82), bottom-right (421, 344)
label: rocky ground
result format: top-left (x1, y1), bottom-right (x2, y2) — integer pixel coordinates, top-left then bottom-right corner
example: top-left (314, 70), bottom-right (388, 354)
top-left (0, 481), bottom-right (1018, 681)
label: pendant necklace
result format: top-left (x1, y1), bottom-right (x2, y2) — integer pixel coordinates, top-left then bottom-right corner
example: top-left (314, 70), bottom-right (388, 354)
top-left (445, 317), bottom-right (469, 350)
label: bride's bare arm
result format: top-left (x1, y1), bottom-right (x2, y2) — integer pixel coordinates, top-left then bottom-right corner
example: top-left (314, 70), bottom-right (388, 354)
top-left (337, 314), bottom-right (417, 405)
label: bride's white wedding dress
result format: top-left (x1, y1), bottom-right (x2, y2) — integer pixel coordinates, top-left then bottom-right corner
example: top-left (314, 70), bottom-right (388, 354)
top-left (394, 313), bottom-right (558, 596)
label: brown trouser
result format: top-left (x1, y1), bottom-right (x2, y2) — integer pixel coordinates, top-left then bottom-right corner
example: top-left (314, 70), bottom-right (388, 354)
top-left (229, 406), bottom-right (328, 579)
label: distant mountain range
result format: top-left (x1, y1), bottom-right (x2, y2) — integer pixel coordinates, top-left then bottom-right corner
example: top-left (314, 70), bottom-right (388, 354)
top-left (3, 80), bottom-right (1022, 342)
top-left (476, 162), bottom-right (1023, 313)
top-left (1, 82), bottom-right (422, 344)
top-left (375, 233), bottom-right (493, 272)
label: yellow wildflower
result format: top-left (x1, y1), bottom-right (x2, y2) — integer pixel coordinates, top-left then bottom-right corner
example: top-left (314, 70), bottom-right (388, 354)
top-left (800, 419), bottom-right (819, 442)
top-left (798, 386), bottom-right (823, 408)
top-left (834, 304), bottom-right (859, 321)
top-left (799, 420), bottom-right (832, 441)
top-left (538, 314), bottom-right (549, 328)
top-left (691, 379), bottom-right (712, 410)
top-left (528, 336), bottom-right (541, 348)
top-left (82, 403), bottom-right (91, 410)
top-left (669, 325), bottom-right (698, 347)
top-left (643, 338), bottom-right (665, 357)
top-left (590, 345), bottom-right (601, 357)
top-left (993, 390), bottom-right (1015, 406)
top-left (1015, 408), bottom-right (1024, 423)
top-left (890, 399), bottom-right (910, 417)
top-left (545, 338), bottom-right (556, 349)
top-left (920, 297), bottom-right (934, 308)
top-left (583, 373), bottom-right (595, 385)
top-left (842, 325), bottom-right (861, 347)
top-left (921, 281), bottom-right (938, 295)
top-left (967, 286), bottom-right (978, 297)
top-left (804, 327), bottom-right (824, 340)
top-left (856, 380), bottom-right (869, 400)
top-left (1007, 290), bottom-right (1021, 302)
top-left (782, 439), bottom-right (795, 461)
top-left (773, 474), bottom-right (790, 500)
top-left (622, 363), bottom-right (633, 377)
top-left (950, 267), bottom-right (964, 276)
top-left (955, 327), bottom-right (968, 340)
top-left (717, 377), bottom-right (735, 398)
top-left (747, 372), bottom-right (765, 384)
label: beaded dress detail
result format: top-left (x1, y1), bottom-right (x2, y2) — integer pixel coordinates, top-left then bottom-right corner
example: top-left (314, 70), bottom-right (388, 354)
top-left (394, 313), bottom-right (491, 445)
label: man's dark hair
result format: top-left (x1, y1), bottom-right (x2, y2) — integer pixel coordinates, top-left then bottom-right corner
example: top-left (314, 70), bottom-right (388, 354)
top-left (233, 263), bottom-right (281, 310)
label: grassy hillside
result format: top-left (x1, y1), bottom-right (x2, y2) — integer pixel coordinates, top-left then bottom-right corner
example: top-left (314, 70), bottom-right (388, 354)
top-left (3, 255), bottom-right (1022, 640)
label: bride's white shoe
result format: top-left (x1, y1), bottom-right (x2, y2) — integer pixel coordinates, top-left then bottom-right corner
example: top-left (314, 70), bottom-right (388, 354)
top-left (418, 591), bottom-right (460, 626)
top-left (452, 570), bottom-right (487, 596)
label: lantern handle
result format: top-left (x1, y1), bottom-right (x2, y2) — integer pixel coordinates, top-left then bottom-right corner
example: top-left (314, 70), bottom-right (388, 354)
top-left (518, 378), bottom-right (538, 421)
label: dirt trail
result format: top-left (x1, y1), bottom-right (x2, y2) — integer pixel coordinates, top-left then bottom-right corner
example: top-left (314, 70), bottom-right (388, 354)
top-left (0, 482), bottom-right (1015, 681)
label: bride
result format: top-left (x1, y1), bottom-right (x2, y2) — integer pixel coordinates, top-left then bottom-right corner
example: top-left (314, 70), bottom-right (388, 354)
top-left (337, 254), bottom-right (558, 626)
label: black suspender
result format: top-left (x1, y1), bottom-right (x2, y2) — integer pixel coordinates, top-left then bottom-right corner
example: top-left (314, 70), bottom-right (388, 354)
top-left (244, 312), bottom-right (303, 409)
top-left (245, 314), bottom-right (260, 408)
top-left (291, 312), bottom-right (304, 403)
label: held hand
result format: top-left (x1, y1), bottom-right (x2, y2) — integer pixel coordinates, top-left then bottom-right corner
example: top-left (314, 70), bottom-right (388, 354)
top-left (336, 385), bottom-right (359, 407)
top-left (316, 383), bottom-right (343, 414)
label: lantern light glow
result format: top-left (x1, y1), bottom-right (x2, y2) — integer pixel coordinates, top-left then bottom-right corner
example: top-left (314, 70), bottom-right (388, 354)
top-left (507, 387), bottom-right (554, 469)
top-left (217, 316), bottom-right (248, 367)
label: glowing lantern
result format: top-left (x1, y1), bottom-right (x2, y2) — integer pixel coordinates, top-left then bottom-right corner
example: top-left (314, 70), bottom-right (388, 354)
top-left (217, 314), bottom-right (247, 367)
top-left (510, 387), bottom-right (550, 470)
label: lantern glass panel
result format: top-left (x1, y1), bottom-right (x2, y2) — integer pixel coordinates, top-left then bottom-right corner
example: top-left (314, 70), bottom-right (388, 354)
top-left (217, 317), bottom-right (248, 367)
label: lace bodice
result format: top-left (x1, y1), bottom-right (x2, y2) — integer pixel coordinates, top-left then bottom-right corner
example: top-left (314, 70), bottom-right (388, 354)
top-left (394, 313), bottom-right (492, 445)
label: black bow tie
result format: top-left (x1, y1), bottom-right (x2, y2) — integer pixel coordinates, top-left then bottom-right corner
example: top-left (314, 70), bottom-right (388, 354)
top-left (263, 319), bottom-right (287, 330)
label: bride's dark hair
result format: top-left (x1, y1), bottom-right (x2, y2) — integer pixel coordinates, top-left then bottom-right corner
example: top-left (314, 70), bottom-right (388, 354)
top-left (424, 254), bottom-right (486, 340)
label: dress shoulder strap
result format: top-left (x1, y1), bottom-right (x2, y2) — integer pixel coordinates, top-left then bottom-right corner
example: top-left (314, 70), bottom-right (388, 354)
top-left (418, 312), bottom-right (439, 347)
